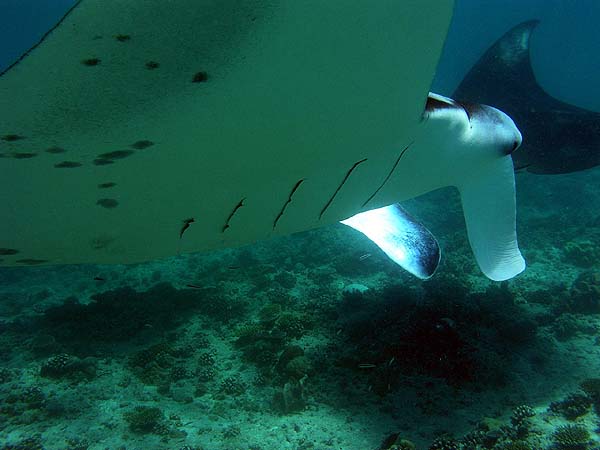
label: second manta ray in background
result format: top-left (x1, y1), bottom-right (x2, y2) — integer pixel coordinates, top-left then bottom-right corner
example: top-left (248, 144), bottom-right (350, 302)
top-left (454, 20), bottom-right (600, 174)
top-left (0, 0), bottom-right (525, 282)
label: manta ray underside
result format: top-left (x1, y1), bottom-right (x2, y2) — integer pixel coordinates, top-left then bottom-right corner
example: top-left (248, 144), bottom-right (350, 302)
top-left (454, 20), bottom-right (600, 174)
top-left (0, 0), bottom-right (525, 281)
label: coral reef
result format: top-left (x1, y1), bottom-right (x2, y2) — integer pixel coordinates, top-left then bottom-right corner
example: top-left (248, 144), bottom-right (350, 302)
top-left (552, 313), bottom-right (596, 340)
top-left (563, 239), bottom-right (600, 269)
top-left (123, 405), bottom-right (175, 436)
top-left (128, 342), bottom-right (196, 386)
top-left (220, 375), bottom-right (247, 396)
top-left (1, 436), bottom-right (45, 450)
top-left (40, 354), bottom-right (97, 381)
top-left (568, 270), bottom-right (600, 313)
top-left (552, 424), bottom-right (591, 450)
top-left (549, 392), bottom-right (592, 420)
top-left (428, 436), bottom-right (460, 450)
top-left (510, 405), bottom-right (535, 426)
top-left (38, 283), bottom-right (245, 354)
top-left (579, 378), bottom-right (600, 412)
top-left (377, 434), bottom-right (416, 450)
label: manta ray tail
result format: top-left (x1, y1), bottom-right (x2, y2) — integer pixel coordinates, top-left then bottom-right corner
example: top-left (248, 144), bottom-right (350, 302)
top-left (457, 155), bottom-right (526, 281)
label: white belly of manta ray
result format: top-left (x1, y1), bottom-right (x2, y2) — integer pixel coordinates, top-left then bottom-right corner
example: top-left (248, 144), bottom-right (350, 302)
top-left (0, 1), bottom-right (525, 281)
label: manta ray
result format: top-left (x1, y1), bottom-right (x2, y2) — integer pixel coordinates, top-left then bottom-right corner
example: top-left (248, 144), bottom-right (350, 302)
top-left (454, 20), bottom-right (600, 174)
top-left (0, 0), bottom-right (525, 281)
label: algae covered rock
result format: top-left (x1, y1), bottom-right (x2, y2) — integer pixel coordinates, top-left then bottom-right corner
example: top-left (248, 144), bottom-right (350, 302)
top-left (40, 354), bottom-right (97, 380)
top-left (564, 239), bottom-right (600, 268)
top-left (377, 433), bottom-right (416, 450)
top-left (549, 393), bottom-right (592, 420)
top-left (569, 270), bottom-right (600, 313)
top-left (123, 405), bottom-right (165, 434)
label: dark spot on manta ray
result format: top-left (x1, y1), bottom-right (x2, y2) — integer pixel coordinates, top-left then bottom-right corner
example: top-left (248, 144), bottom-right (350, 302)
top-left (131, 140), bottom-right (154, 149)
top-left (54, 161), bottom-right (82, 168)
top-left (16, 258), bottom-right (48, 265)
top-left (93, 159), bottom-right (114, 166)
top-left (98, 150), bottom-right (134, 160)
top-left (12, 152), bottom-right (38, 159)
top-left (115, 34), bottom-right (131, 42)
top-left (145, 61), bottom-right (160, 70)
top-left (0, 248), bottom-right (19, 255)
top-left (46, 146), bottom-right (67, 154)
top-left (98, 182), bottom-right (116, 189)
top-left (82, 58), bottom-right (101, 66)
top-left (1, 134), bottom-right (25, 141)
top-left (90, 235), bottom-right (114, 249)
top-left (192, 71), bottom-right (209, 83)
top-left (97, 198), bottom-right (119, 209)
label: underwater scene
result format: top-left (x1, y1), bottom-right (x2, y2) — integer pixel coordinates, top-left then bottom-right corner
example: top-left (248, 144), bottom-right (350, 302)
top-left (1, 1), bottom-right (600, 449)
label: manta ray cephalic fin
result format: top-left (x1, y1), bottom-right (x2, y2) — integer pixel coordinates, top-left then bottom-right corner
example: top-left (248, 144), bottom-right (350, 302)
top-left (341, 204), bottom-right (441, 279)
top-left (456, 154), bottom-right (526, 281)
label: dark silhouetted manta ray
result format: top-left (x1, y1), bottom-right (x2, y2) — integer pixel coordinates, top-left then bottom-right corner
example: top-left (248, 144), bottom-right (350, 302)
top-left (454, 20), bottom-right (600, 174)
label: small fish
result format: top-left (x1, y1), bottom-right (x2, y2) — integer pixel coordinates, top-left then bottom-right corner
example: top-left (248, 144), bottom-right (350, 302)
top-left (93, 276), bottom-right (106, 281)
top-left (186, 283), bottom-right (202, 289)
top-left (358, 363), bottom-right (376, 369)
top-left (359, 253), bottom-right (372, 261)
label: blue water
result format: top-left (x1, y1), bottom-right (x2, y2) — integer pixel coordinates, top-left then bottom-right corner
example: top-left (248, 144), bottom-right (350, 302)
top-left (435, 0), bottom-right (600, 110)
top-left (0, 0), bottom-right (75, 72)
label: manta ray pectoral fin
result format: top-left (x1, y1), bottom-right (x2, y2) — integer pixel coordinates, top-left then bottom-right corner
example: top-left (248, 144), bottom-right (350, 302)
top-left (340, 204), bottom-right (440, 279)
top-left (456, 155), bottom-right (526, 281)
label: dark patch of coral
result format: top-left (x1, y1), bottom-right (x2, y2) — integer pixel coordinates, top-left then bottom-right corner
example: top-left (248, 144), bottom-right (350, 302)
top-left (35, 283), bottom-right (245, 355)
top-left (552, 424), bottom-right (591, 450)
top-left (568, 270), bottom-right (600, 314)
top-left (549, 392), bottom-right (592, 420)
top-left (331, 278), bottom-right (540, 391)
